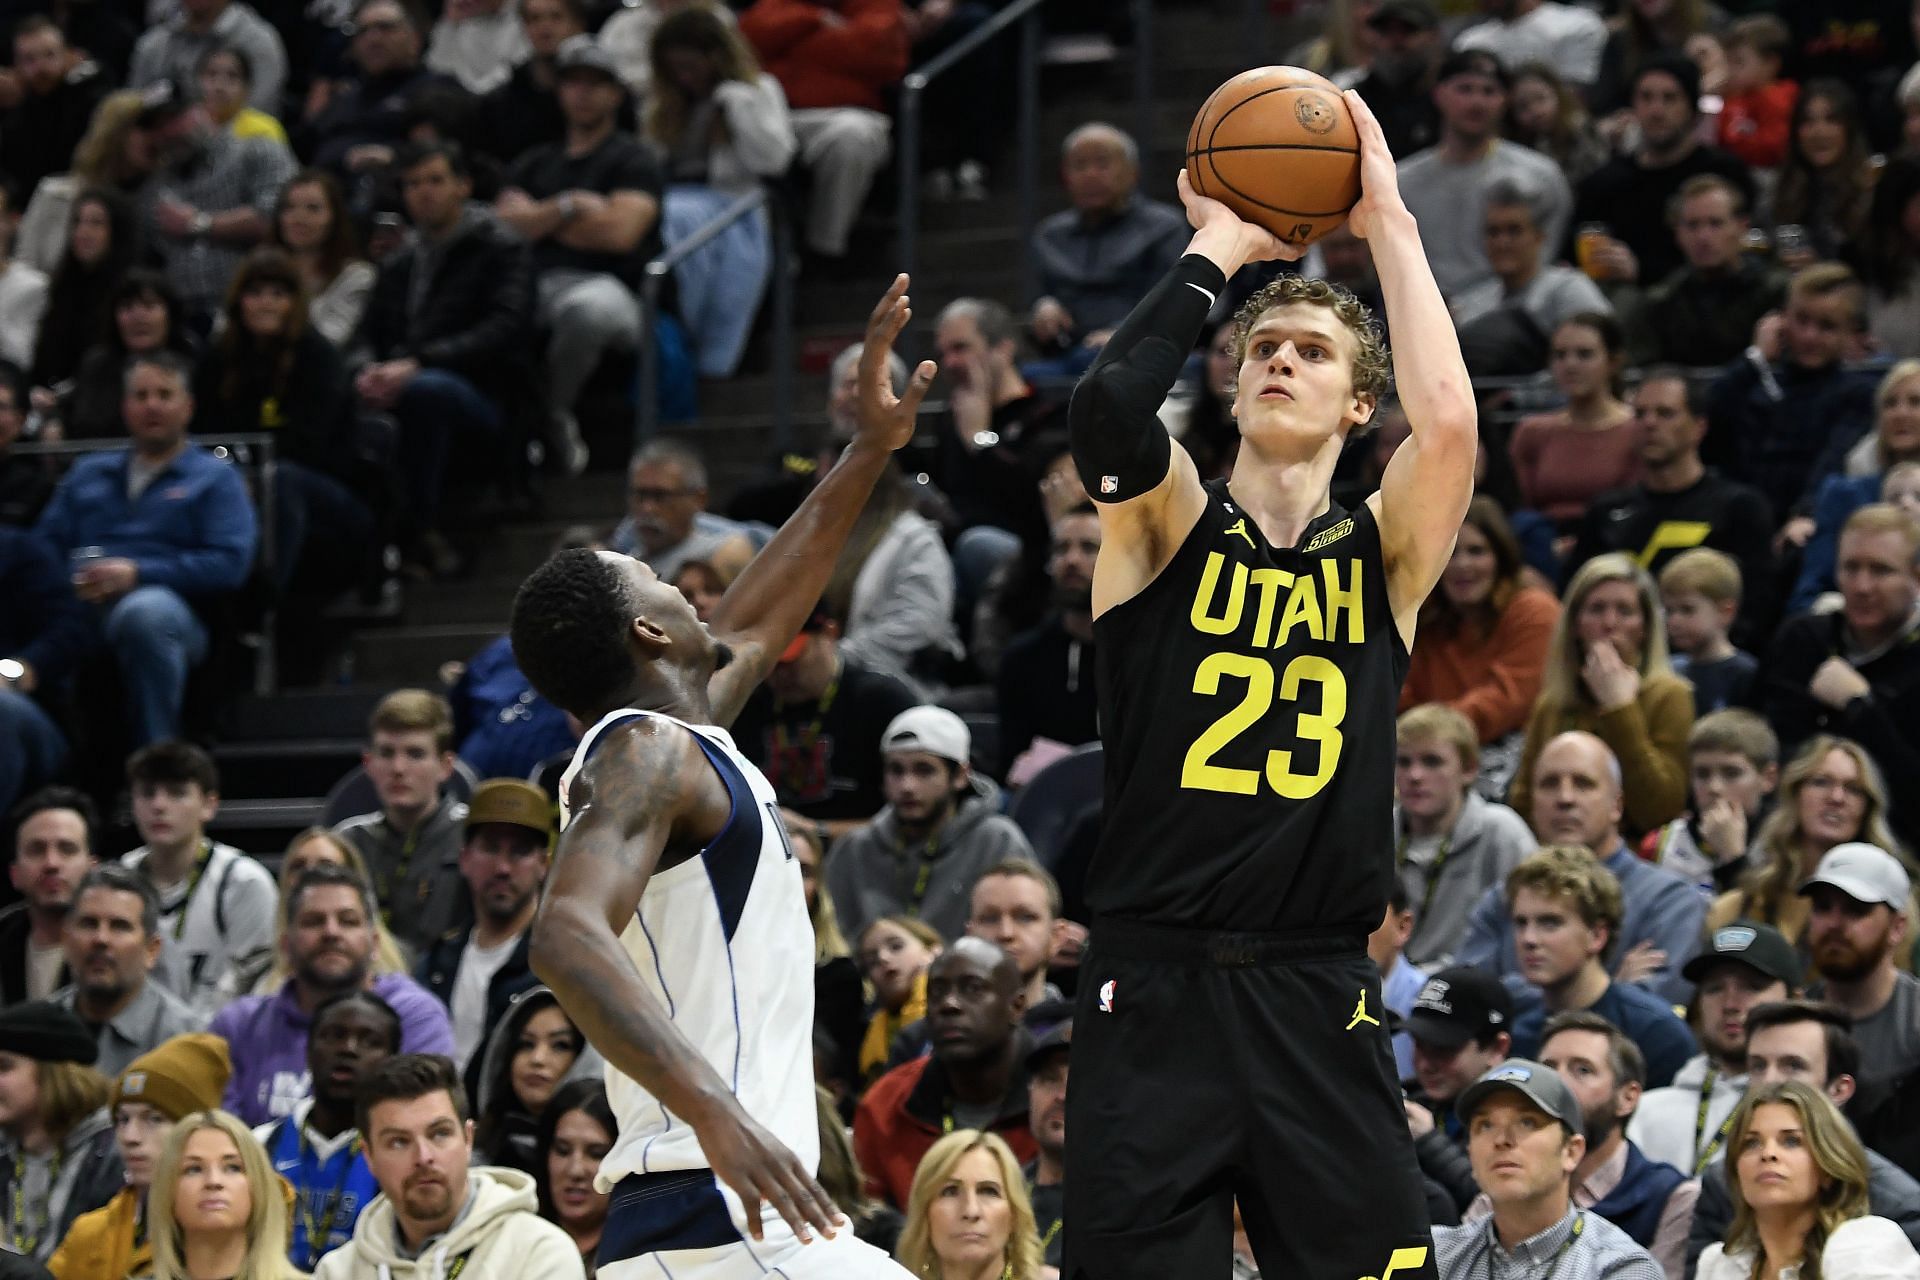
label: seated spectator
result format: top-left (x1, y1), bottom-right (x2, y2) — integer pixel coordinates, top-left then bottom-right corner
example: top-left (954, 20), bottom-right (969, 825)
top-left (0, 788), bottom-right (96, 1004)
top-left (1510, 313), bottom-right (1641, 530)
top-left (136, 79), bottom-right (297, 326)
top-left (738, 0), bottom-right (905, 263)
top-left (894, 1129), bottom-right (1045, 1279)
top-left (47, 1032), bottom-right (230, 1280)
top-left (1627, 921), bottom-right (1799, 1174)
top-left (194, 247), bottom-right (376, 598)
top-left (353, 141), bottom-right (530, 576)
top-left (533, 1078), bottom-right (613, 1274)
top-left (55, 268), bottom-right (196, 442)
top-left (0, 367), bottom-right (54, 525)
top-left (1504, 846), bottom-right (1698, 1087)
top-left (1348, 0), bottom-right (1443, 159)
top-left (415, 779), bottom-right (547, 1081)
top-left (1026, 124), bottom-right (1187, 367)
top-left (1455, 0), bottom-right (1607, 93)
top-left (1178, 320), bottom-right (1239, 483)
top-left (1632, 176), bottom-right (1788, 369)
top-left (996, 503), bottom-right (1097, 781)
top-left (250, 989), bottom-right (396, 1269)
top-left (210, 862), bottom-right (453, 1125)
top-left (475, 0), bottom-right (587, 163)
top-left (33, 350), bottom-right (257, 746)
top-left (1590, 0), bottom-right (1711, 117)
top-left (1716, 16), bottom-right (1797, 171)
top-left (447, 630), bottom-right (581, 782)
top-left (472, 987), bottom-right (595, 1176)
top-left (1800, 843), bottom-right (1920, 1084)
top-left (426, 0), bottom-right (529, 93)
top-left (144, 1109), bottom-right (303, 1280)
top-left (1791, 362), bottom-right (1920, 613)
top-left (494, 35), bottom-right (659, 474)
top-left (1861, 158), bottom-right (1920, 360)
top-left (1659, 549), bottom-right (1757, 712)
top-left (1394, 704), bottom-right (1538, 968)
top-left (252, 826), bottom-right (410, 993)
top-left (1402, 499), bottom-right (1559, 754)
top-left (120, 741), bottom-right (276, 1013)
top-left (1772, 81), bottom-right (1876, 266)
top-left (1433, 1060), bottom-right (1662, 1279)
top-left (647, 9), bottom-right (795, 380)
top-left (1023, 1024), bottom-right (1068, 1271)
top-left (829, 707), bottom-right (1040, 943)
top-left (855, 916), bottom-right (942, 1085)
top-left (333, 689), bottom-right (472, 951)
top-left (608, 439), bottom-right (755, 580)
top-left (195, 45), bottom-right (286, 148)
top-left (1574, 55), bottom-right (1755, 292)
top-left (0, 1001), bottom-right (122, 1263)
top-left (0, 183), bottom-right (49, 371)
top-left (131, 0), bottom-right (285, 111)
top-left (1507, 557), bottom-right (1693, 836)
top-left (1451, 177), bottom-right (1609, 338)
top-left (1462, 732), bottom-right (1707, 1003)
top-left (298, 0), bottom-right (456, 181)
top-left (15, 95), bottom-right (151, 281)
top-left (1402, 966), bottom-right (1512, 1208)
top-left (1572, 369), bottom-right (1776, 649)
top-left (1506, 61), bottom-right (1610, 186)
top-left (269, 171), bottom-right (373, 348)
top-left (1697, 1081), bottom-right (1920, 1278)
top-left (29, 188), bottom-right (140, 393)
top-left (54, 866), bottom-right (201, 1075)
top-left (0, 531), bottom-right (89, 808)
top-left (854, 939), bottom-right (1038, 1208)
top-left (1373, 882), bottom-right (1431, 1081)
top-left (1643, 710), bottom-right (1779, 893)
top-left (599, 0), bottom-right (730, 97)
top-left (1399, 49), bottom-right (1572, 300)
top-left (965, 860), bottom-right (1072, 1017)
top-left (0, 19), bottom-right (109, 205)
top-left (313, 1054), bottom-right (583, 1278)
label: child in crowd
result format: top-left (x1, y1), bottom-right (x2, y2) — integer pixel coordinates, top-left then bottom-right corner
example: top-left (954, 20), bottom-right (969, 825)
top-left (1661, 547), bottom-right (1757, 713)
top-left (1644, 709), bottom-right (1780, 893)
top-left (854, 916), bottom-right (942, 1086)
top-left (1718, 15), bottom-right (1798, 170)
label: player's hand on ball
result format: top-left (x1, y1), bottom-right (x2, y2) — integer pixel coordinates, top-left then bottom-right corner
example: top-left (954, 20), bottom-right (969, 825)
top-left (1341, 90), bottom-right (1406, 240)
top-left (856, 274), bottom-right (938, 453)
top-left (696, 1097), bottom-right (844, 1243)
top-left (1176, 168), bottom-right (1299, 262)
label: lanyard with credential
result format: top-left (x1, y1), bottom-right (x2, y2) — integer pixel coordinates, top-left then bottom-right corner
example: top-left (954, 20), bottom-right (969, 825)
top-left (905, 834), bottom-right (941, 918)
top-left (149, 840), bottom-right (213, 940)
top-left (296, 1129), bottom-right (363, 1256)
top-left (9, 1146), bottom-right (62, 1256)
top-left (1485, 1211), bottom-right (1583, 1280)
top-left (1396, 833), bottom-right (1452, 919)
top-left (1694, 1067), bottom-right (1737, 1173)
top-left (771, 668), bottom-right (841, 760)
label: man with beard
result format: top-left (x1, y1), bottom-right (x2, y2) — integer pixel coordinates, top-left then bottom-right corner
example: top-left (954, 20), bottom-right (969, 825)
top-left (315, 1052), bottom-right (583, 1278)
top-left (2, 787), bottom-right (98, 1003)
top-left (416, 780), bottom-right (551, 1086)
top-left (1626, 921), bottom-right (1798, 1174)
top-left (256, 991), bottom-right (401, 1270)
top-left (211, 862), bottom-right (453, 1125)
top-left (1801, 842), bottom-right (1920, 1084)
top-left (853, 937), bottom-right (1039, 1207)
top-left (53, 865), bottom-right (200, 1075)
top-left (1349, 0), bottom-right (1444, 158)
top-left (1024, 1021), bottom-right (1069, 1272)
top-left (995, 504), bottom-right (1100, 783)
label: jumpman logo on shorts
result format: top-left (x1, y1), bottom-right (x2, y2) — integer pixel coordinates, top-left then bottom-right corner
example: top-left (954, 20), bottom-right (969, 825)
top-left (1224, 518), bottom-right (1256, 550)
top-left (1345, 989), bottom-right (1381, 1031)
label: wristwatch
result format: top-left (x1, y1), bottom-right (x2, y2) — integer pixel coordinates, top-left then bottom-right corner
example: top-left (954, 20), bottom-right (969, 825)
top-left (556, 193), bottom-right (579, 223)
top-left (190, 210), bottom-right (213, 238)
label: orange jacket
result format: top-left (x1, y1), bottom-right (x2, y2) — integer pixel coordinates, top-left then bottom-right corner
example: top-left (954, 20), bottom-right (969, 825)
top-left (48, 1186), bottom-right (148, 1280)
top-left (852, 1049), bottom-right (1038, 1209)
top-left (739, 0), bottom-right (907, 111)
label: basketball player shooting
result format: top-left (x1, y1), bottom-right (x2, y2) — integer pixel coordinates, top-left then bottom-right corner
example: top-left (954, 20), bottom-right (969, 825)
top-left (1062, 91), bottom-right (1475, 1279)
top-left (509, 280), bottom-right (933, 1280)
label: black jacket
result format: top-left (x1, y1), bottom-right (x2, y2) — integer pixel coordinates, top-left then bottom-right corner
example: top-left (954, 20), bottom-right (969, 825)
top-left (0, 66), bottom-right (109, 200)
top-left (193, 328), bottom-right (357, 480)
top-left (0, 902), bottom-right (68, 1008)
top-left (1689, 1147), bottom-right (1920, 1272)
top-left (415, 924), bottom-right (537, 1100)
top-left (0, 525), bottom-right (95, 689)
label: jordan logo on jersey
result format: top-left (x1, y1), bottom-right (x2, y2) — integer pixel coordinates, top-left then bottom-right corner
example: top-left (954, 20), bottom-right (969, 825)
top-left (1224, 518), bottom-right (1256, 550)
top-left (1098, 979), bottom-right (1116, 1013)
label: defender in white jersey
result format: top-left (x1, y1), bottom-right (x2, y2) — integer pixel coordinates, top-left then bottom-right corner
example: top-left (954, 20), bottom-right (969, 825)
top-left (511, 279), bottom-right (932, 1280)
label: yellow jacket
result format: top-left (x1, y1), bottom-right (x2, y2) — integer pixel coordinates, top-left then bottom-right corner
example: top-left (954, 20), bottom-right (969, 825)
top-left (48, 1185), bottom-right (147, 1280)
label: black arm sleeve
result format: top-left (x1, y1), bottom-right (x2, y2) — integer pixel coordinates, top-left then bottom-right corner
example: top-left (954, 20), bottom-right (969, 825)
top-left (1068, 253), bottom-right (1226, 503)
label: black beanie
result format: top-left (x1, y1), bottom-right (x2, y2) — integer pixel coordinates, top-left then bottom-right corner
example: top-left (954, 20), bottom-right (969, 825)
top-left (0, 1001), bottom-right (98, 1064)
top-left (1633, 52), bottom-right (1702, 114)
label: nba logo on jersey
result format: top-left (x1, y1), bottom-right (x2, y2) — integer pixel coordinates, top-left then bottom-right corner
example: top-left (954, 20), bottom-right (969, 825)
top-left (1100, 475), bottom-right (1118, 494)
top-left (1098, 979), bottom-right (1116, 1013)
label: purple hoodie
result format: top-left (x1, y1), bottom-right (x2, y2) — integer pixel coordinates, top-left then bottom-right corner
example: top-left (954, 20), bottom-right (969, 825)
top-left (210, 975), bottom-right (455, 1126)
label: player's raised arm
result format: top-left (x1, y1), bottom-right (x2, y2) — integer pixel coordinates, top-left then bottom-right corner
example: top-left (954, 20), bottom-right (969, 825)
top-left (528, 718), bottom-right (841, 1243)
top-left (1347, 88), bottom-right (1478, 643)
top-left (704, 277), bottom-right (935, 725)
top-left (1070, 171), bottom-right (1296, 615)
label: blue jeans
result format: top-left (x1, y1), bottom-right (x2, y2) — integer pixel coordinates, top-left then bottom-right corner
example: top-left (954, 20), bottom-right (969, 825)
top-left (275, 462), bottom-right (376, 594)
top-left (0, 689), bottom-right (67, 811)
top-left (104, 585), bottom-right (208, 746)
top-left (393, 369), bottom-right (504, 525)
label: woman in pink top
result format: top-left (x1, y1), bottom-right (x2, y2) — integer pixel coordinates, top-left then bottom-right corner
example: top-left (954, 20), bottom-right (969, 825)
top-left (1510, 312), bottom-right (1641, 530)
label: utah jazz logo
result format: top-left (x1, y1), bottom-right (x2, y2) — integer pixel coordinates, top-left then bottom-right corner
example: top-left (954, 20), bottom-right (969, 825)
top-left (1345, 988), bottom-right (1380, 1031)
top-left (1359, 1246), bottom-right (1430, 1280)
top-left (1224, 518), bottom-right (1256, 550)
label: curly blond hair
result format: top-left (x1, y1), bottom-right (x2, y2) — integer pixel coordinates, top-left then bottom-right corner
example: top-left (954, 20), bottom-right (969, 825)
top-left (1230, 274), bottom-right (1392, 404)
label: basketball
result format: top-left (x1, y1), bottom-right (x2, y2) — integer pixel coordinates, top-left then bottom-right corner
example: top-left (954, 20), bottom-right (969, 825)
top-left (1186, 66), bottom-right (1361, 248)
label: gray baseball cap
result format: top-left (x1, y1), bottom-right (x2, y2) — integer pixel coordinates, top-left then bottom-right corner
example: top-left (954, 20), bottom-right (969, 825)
top-left (1455, 1059), bottom-right (1583, 1135)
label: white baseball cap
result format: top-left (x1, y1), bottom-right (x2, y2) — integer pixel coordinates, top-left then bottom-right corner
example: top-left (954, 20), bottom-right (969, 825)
top-left (1799, 842), bottom-right (1913, 910)
top-left (881, 706), bottom-right (970, 766)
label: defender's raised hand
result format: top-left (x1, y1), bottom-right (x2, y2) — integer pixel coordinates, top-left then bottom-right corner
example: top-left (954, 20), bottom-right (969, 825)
top-left (856, 274), bottom-right (938, 452)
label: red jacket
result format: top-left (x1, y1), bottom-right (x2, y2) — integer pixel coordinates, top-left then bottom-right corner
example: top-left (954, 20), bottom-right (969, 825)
top-left (1719, 80), bottom-right (1798, 170)
top-left (852, 1047), bottom-right (1039, 1208)
top-left (739, 0), bottom-right (908, 112)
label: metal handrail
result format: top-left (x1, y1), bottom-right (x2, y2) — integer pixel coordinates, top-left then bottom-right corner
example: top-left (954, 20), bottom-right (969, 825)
top-left (635, 186), bottom-right (794, 451)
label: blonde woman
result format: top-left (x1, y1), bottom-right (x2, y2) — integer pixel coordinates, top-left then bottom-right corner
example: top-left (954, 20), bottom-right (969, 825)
top-left (1507, 553), bottom-right (1695, 833)
top-left (895, 1130), bottom-right (1044, 1280)
top-left (146, 1109), bottom-right (304, 1280)
top-left (251, 828), bottom-right (409, 993)
top-left (1698, 1081), bottom-right (1920, 1279)
top-left (16, 90), bottom-right (155, 274)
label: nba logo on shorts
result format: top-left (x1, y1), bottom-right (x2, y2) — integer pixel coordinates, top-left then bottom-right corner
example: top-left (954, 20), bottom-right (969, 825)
top-left (1100, 476), bottom-right (1118, 495)
top-left (1098, 979), bottom-right (1116, 1013)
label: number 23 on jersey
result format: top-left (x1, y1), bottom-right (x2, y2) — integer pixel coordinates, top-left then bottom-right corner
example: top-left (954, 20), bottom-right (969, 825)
top-left (1181, 652), bottom-right (1348, 799)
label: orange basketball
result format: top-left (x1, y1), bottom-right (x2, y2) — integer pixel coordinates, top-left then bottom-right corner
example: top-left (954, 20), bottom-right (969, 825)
top-left (1185, 66), bottom-right (1361, 248)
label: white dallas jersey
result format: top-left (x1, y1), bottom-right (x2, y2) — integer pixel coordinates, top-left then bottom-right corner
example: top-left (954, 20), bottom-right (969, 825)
top-left (560, 709), bottom-right (819, 1190)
